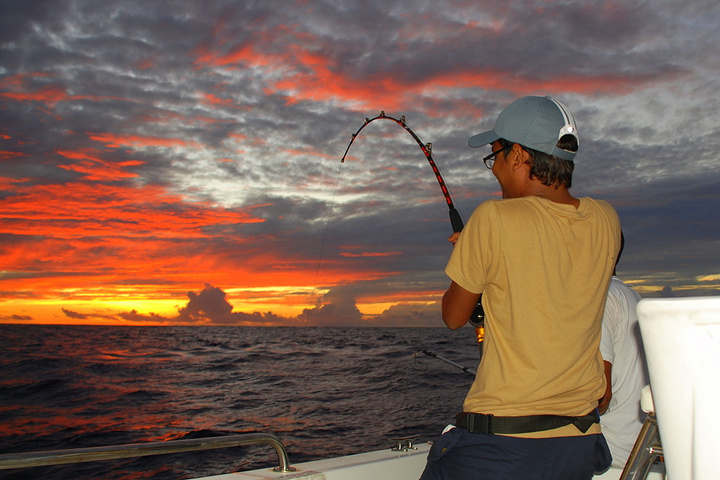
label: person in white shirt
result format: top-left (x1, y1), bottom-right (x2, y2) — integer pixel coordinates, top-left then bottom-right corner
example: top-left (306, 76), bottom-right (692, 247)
top-left (598, 235), bottom-right (650, 468)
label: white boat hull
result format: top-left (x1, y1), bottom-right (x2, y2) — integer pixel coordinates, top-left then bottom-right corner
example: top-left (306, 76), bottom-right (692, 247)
top-left (194, 442), bottom-right (665, 480)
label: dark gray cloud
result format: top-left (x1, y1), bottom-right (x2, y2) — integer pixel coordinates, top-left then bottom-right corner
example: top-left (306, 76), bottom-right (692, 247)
top-left (61, 308), bottom-right (88, 319)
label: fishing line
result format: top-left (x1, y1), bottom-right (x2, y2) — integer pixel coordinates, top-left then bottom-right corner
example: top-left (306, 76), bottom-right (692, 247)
top-left (304, 158), bottom-right (345, 327)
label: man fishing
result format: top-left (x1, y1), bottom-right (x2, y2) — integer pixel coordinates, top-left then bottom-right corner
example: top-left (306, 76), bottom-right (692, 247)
top-left (421, 96), bottom-right (620, 479)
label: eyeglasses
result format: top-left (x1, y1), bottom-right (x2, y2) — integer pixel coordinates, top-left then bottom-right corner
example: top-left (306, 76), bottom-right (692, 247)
top-left (482, 145), bottom-right (511, 169)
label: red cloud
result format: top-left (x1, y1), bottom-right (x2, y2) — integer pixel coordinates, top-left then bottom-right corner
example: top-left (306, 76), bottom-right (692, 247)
top-left (272, 56), bottom-right (653, 113)
top-left (134, 57), bottom-right (156, 70)
top-left (1, 73), bottom-right (131, 108)
top-left (191, 34), bottom-right (654, 114)
top-left (1, 84), bottom-right (68, 106)
top-left (194, 43), bottom-right (258, 69)
top-left (55, 148), bottom-right (144, 181)
top-left (200, 92), bottom-right (251, 111)
top-left (192, 23), bottom-right (308, 70)
top-left (0, 180), bottom-right (278, 311)
top-left (281, 147), bottom-right (337, 159)
top-left (88, 133), bottom-right (201, 149)
top-left (339, 251), bottom-right (403, 258)
top-left (2, 182), bottom-right (265, 240)
top-left (0, 176), bottom-right (30, 189)
top-left (0, 151), bottom-right (29, 160)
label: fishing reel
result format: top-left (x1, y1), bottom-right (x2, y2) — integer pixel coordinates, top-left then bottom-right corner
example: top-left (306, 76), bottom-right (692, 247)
top-left (469, 300), bottom-right (485, 358)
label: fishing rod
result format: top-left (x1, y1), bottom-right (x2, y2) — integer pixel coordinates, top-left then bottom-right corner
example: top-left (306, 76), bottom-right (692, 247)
top-left (341, 111), bottom-right (464, 233)
top-left (417, 349), bottom-right (476, 376)
top-left (341, 112), bottom-right (485, 357)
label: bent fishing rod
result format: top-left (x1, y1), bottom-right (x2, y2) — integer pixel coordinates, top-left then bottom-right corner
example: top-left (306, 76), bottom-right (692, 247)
top-left (341, 111), bottom-right (464, 233)
top-left (341, 111), bottom-right (485, 356)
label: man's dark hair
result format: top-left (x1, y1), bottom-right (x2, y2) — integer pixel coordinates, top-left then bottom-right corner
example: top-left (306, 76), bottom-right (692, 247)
top-left (499, 134), bottom-right (577, 189)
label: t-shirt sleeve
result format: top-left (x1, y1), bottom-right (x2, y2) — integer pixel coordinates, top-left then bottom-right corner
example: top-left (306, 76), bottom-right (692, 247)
top-left (444, 201), bottom-right (495, 294)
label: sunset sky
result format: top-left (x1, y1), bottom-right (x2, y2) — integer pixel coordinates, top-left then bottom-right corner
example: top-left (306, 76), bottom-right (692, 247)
top-left (1, 0), bottom-right (719, 327)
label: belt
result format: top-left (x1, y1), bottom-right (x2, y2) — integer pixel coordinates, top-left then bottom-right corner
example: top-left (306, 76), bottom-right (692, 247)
top-left (455, 410), bottom-right (600, 435)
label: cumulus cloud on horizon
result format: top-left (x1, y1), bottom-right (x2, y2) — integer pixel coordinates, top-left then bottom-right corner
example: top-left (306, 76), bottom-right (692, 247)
top-left (49, 284), bottom-right (442, 327)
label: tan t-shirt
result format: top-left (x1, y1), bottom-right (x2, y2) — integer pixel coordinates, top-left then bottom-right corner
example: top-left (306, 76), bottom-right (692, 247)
top-left (445, 196), bottom-right (620, 436)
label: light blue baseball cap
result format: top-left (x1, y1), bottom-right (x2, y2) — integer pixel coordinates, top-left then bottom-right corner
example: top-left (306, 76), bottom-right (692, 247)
top-left (468, 96), bottom-right (579, 161)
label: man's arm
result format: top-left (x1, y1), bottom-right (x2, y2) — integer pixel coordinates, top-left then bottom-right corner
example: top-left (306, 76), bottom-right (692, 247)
top-left (442, 281), bottom-right (481, 330)
top-left (598, 360), bottom-right (613, 414)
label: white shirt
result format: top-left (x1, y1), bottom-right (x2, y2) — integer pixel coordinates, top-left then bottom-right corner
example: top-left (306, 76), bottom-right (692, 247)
top-left (600, 276), bottom-right (649, 468)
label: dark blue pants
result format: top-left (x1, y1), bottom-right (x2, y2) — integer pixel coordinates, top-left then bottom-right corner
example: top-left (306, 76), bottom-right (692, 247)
top-left (419, 427), bottom-right (612, 480)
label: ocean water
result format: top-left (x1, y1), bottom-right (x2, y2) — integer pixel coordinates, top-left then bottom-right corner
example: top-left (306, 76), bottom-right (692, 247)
top-left (0, 325), bottom-right (479, 479)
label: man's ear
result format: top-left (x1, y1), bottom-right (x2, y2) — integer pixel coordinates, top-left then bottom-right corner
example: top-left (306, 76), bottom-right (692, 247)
top-left (510, 143), bottom-right (529, 171)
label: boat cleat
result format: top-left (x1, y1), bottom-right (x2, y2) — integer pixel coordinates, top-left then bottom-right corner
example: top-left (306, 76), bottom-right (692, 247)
top-left (390, 435), bottom-right (420, 452)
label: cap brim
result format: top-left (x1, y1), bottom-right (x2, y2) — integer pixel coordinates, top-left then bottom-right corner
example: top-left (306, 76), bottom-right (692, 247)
top-left (468, 130), bottom-right (499, 148)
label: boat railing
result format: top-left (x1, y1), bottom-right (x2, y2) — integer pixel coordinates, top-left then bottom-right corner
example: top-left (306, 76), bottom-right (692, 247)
top-left (0, 432), bottom-right (296, 473)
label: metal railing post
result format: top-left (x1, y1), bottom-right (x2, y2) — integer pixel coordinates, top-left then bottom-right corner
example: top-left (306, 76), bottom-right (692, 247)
top-left (0, 432), bottom-right (296, 473)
